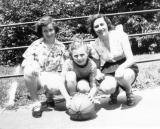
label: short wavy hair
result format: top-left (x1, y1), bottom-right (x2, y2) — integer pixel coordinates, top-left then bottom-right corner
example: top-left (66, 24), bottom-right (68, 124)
top-left (35, 16), bottom-right (59, 38)
top-left (87, 14), bottom-right (115, 38)
top-left (68, 38), bottom-right (89, 57)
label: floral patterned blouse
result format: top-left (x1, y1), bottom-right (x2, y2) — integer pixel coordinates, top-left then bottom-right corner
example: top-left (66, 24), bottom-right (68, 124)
top-left (22, 38), bottom-right (66, 72)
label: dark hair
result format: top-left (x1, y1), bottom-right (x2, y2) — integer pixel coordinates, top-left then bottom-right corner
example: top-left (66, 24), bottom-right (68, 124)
top-left (35, 16), bottom-right (59, 38)
top-left (87, 14), bottom-right (115, 38)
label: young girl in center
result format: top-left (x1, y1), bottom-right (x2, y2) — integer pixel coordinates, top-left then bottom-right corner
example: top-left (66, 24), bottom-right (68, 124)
top-left (60, 38), bottom-right (98, 107)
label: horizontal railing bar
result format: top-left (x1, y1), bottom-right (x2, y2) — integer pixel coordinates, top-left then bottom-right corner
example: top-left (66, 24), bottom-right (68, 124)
top-left (0, 74), bottom-right (23, 79)
top-left (0, 46), bottom-right (28, 51)
top-left (0, 31), bottom-right (160, 51)
top-left (136, 58), bottom-right (160, 63)
top-left (104, 8), bottom-right (160, 16)
top-left (0, 9), bottom-right (160, 28)
top-left (129, 31), bottom-right (160, 37)
top-left (0, 22), bottom-right (36, 28)
top-left (1, 58), bottom-right (160, 79)
top-left (0, 39), bottom-right (95, 51)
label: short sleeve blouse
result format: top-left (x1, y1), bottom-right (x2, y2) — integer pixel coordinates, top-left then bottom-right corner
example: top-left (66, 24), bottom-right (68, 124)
top-left (91, 30), bottom-right (128, 66)
top-left (22, 38), bottom-right (65, 72)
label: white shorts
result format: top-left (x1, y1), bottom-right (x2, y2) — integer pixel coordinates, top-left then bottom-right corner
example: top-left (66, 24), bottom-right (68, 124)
top-left (39, 72), bottom-right (64, 92)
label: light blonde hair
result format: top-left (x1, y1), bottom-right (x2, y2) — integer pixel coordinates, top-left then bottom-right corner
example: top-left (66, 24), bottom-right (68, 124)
top-left (68, 38), bottom-right (89, 56)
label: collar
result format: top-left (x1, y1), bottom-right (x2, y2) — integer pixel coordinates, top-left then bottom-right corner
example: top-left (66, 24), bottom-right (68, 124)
top-left (73, 58), bottom-right (89, 68)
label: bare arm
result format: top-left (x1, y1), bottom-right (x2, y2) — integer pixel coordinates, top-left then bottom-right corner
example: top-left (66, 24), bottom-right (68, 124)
top-left (88, 61), bottom-right (98, 97)
top-left (60, 60), bottom-right (72, 100)
top-left (119, 32), bottom-right (135, 69)
top-left (88, 43), bottom-right (100, 69)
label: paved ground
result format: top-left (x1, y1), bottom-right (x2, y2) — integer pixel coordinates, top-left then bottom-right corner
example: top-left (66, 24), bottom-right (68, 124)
top-left (0, 87), bottom-right (160, 129)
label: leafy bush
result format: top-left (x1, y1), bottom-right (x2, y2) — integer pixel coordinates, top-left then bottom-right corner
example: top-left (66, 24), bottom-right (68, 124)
top-left (0, 0), bottom-right (160, 65)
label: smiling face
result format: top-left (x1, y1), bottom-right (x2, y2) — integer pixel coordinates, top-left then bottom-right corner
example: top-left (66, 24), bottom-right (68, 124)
top-left (93, 17), bottom-right (109, 37)
top-left (42, 23), bottom-right (55, 41)
top-left (71, 46), bottom-right (88, 66)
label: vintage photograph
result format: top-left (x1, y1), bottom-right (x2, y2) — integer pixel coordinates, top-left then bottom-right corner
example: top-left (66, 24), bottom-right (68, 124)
top-left (0, 0), bottom-right (160, 129)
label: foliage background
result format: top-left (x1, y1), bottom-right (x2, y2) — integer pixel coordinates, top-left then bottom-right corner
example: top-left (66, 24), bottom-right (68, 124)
top-left (0, 0), bottom-right (160, 108)
top-left (0, 0), bottom-right (160, 65)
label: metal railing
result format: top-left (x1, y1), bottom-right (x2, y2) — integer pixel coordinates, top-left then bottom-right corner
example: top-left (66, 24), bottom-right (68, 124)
top-left (0, 31), bottom-right (160, 51)
top-left (0, 9), bottom-right (160, 28)
top-left (0, 9), bottom-right (160, 79)
top-left (1, 57), bottom-right (160, 79)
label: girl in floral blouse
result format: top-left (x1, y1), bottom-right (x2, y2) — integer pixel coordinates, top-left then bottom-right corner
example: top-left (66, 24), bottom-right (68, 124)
top-left (22, 16), bottom-right (66, 103)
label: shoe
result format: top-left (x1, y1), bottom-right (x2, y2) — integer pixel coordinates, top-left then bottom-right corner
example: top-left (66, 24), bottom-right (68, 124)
top-left (32, 105), bottom-right (43, 118)
top-left (108, 86), bottom-right (120, 105)
top-left (46, 99), bottom-right (55, 108)
top-left (126, 92), bottom-right (135, 106)
top-left (32, 99), bottom-right (55, 118)
top-left (108, 94), bottom-right (118, 105)
top-left (44, 88), bottom-right (55, 108)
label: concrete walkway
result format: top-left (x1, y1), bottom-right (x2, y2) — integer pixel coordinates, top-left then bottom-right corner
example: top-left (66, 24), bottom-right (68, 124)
top-left (0, 87), bottom-right (160, 129)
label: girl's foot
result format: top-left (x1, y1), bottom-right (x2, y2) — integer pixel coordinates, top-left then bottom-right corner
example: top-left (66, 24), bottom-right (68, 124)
top-left (126, 92), bottom-right (135, 106)
top-left (108, 94), bottom-right (118, 105)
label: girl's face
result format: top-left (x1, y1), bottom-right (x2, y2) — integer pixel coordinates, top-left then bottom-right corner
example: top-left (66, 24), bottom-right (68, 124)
top-left (93, 17), bottom-right (109, 37)
top-left (42, 23), bottom-right (55, 40)
top-left (72, 46), bottom-right (88, 66)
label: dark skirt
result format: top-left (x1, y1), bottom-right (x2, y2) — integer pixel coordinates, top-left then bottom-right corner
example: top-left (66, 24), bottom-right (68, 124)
top-left (101, 58), bottom-right (139, 78)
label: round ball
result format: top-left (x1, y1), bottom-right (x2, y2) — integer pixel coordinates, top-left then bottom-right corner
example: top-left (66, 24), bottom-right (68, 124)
top-left (67, 93), bottom-right (96, 121)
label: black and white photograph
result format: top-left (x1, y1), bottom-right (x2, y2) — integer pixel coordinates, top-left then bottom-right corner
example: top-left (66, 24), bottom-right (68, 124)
top-left (0, 0), bottom-right (160, 129)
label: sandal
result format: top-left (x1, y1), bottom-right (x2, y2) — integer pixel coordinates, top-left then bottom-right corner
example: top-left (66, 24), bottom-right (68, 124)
top-left (126, 92), bottom-right (135, 106)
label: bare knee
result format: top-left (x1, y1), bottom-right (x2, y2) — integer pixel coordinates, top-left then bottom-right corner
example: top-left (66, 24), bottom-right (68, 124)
top-left (123, 69), bottom-right (136, 83)
top-left (100, 76), bottom-right (117, 94)
top-left (23, 61), bottom-right (41, 78)
top-left (14, 64), bottom-right (24, 74)
top-left (23, 66), bottom-right (40, 96)
top-left (77, 80), bottom-right (90, 93)
top-left (117, 68), bottom-right (136, 86)
top-left (23, 68), bottom-right (38, 87)
top-left (23, 66), bottom-right (35, 78)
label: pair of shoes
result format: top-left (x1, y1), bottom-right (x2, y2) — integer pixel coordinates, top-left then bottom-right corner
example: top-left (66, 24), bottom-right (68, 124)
top-left (126, 92), bottom-right (135, 106)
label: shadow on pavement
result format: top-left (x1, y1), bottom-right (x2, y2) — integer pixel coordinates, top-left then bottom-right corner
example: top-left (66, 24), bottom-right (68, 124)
top-left (101, 101), bottom-right (121, 110)
top-left (99, 94), bottom-right (142, 110)
top-left (121, 94), bottom-right (142, 110)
